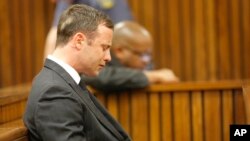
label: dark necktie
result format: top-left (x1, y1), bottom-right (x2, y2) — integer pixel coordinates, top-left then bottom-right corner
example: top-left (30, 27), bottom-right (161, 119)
top-left (78, 79), bottom-right (124, 140)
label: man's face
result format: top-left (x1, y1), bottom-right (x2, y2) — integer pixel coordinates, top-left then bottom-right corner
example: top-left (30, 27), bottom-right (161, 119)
top-left (80, 24), bottom-right (113, 76)
top-left (120, 36), bottom-right (153, 70)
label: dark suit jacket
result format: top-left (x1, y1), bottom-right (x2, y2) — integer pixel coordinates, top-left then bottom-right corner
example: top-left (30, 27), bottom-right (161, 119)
top-left (23, 59), bottom-right (131, 141)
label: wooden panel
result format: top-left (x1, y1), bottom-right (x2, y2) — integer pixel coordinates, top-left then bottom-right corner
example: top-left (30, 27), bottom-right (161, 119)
top-left (142, 0), bottom-right (155, 37)
top-left (12, 0), bottom-right (23, 85)
top-left (131, 91), bottom-right (149, 141)
top-left (170, 0), bottom-right (182, 78)
top-left (92, 80), bottom-right (245, 141)
top-left (149, 92), bottom-right (160, 141)
top-left (242, 81), bottom-right (250, 124)
top-left (118, 92), bottom-right (131, 133)
top-left (161, 92), bottom-right (173, 141)
top-left (222, 90), bottom-right (233, 141)
top-left (234, 89), bottom-right (246, 124)
top-left (155, 0), bottom-right (168, 68)
top-left (0, 119), bottom-right (28, 141)
top-left (0, 80), bottom-right (248, 141)
top-left (173, 91), bottom-right (191, 141)
top-left (107, 94), bottom-right (118, 120)
top-left (191, 91), bottom-right (203, 141)
top-left (94, 90), bottom-right (106, 106)
top-left (205, 0), bottom-right (217, 80)
top-left (180, 0), bottom-right (193, 80)
top-left (22, 0), bottom-right (32, 82)
top-left (0, 1), bottom-right (12, 87)
top-left (241, 0), bottom-right (250, 79)
top-left (0, 0), bottom-right (54, 88)
top-left (229, 0), bottom-right (242, 79)
top-left (0, 84), bottom-right (30, 124)
top-left (32, 0), bottom-right (47, 74)
top-left (1, 0), bottom-right (250, 88)
top-left (204, 90), bottom-right (222, 141)
top-left (0, 102), bottom-right (27, 124)
top-left (126, 0), bottom-right (250, 81)
top-left (193, 0), bottom-right (207, 80)
top-left (0, 127), bottom-right (28, 141)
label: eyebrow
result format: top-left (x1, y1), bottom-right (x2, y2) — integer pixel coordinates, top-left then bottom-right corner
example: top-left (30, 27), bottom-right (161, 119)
top-left (101, 44), bottom-right (111, 50)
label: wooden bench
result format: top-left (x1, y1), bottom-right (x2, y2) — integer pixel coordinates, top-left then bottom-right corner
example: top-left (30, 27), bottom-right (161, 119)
top-left (0, 80), bottom-right (248, 141)
top-left (0, 84), bottom-right (30, 141)
top-left (0, 83), bottom-right (30, 124)
top-left (0, 119), bottom-right (28, 141)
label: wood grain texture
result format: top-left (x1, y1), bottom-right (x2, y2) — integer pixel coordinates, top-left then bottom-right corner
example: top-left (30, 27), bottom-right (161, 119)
top-left (0, 0), bottom-right (250, 87)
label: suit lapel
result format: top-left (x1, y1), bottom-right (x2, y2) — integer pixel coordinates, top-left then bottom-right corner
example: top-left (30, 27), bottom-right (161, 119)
top-left (70, 81), bottom-right (124, 141)
top-left (44, 59), bottom-right (124, 140)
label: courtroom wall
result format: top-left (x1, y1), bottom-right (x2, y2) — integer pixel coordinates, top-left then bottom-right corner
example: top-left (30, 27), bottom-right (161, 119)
top-left (0, 0), bottom-right (249, 87)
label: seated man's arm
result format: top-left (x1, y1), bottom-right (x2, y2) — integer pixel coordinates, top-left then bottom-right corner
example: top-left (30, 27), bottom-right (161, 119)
top-left (82, 66), bottom-right (149, 92)
top-left (82, 67), bottom-right (179, 92)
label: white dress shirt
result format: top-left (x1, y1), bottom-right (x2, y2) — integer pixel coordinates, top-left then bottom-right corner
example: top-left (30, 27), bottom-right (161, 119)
top-left (47, 55), bottom-right (81, 84)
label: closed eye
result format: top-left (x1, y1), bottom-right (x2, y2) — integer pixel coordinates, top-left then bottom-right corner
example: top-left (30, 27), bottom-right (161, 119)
top-left (101, 44), bottom-right (111, 51)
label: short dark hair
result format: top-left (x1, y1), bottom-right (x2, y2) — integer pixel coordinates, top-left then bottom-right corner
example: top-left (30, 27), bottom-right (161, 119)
top-left (56, 4), bottom-right (113, 46)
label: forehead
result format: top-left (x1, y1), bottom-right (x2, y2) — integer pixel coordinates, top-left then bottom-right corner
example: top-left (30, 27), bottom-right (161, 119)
top-left (130, 35), bottom-right (153, 52)
top-left (94, 24), bottom-right (113, 45)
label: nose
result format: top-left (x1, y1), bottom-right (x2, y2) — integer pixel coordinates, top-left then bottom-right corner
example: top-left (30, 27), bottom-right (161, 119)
top-left (104, 50), bottom-right (112, 62)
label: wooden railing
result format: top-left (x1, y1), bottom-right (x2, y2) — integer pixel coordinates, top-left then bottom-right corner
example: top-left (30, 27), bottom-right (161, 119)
top-left (243, 80), bottom-right (250, 124)
top-left (0, 119), bottom-right (28, 141)
top-left (0, 80), bottom-right (247, 141)
top-left (93, 80), bottom-right (245, 141)
top-left (0, 83), bottom-right (30, 141)
top-left (0, 83), bottom-right (30, 124)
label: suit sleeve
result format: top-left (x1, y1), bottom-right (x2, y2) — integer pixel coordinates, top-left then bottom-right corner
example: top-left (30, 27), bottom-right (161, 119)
top-left (82, 66), bottom-right (149, 92)
top-left (35, 86), bottom-right (86, 141)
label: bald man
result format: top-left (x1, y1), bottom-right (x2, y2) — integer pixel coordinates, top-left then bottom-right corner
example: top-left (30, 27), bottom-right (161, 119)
top-left (82, 21), bottom-right (178, 92)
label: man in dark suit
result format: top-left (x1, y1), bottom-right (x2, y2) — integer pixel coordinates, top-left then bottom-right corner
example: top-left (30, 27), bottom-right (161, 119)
top-left (24, 4), bottom-right (131, 141)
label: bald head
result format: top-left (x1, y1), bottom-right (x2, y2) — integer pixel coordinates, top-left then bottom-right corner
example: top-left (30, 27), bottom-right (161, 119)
top-left (112, 21), bottom-right (153, 50)
top-left (111, 21), bottom-right (153, 70)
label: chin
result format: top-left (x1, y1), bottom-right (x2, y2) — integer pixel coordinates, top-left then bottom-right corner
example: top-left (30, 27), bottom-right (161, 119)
top-left (91, 71), bottom-right (100, 77)
top-left (82, 71), bottom-right (99, 77)
top-left (88, 73), bottom-right (98, 77)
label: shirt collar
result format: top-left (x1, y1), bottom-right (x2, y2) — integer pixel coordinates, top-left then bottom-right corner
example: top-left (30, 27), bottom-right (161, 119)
top-left (47, 55), bottom-right (81, 84)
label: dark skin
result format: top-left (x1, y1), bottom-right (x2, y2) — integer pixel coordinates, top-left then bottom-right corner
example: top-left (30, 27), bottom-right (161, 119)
top-left (111, 21), bottom-right (179, 83)
top-left (111, 21), bottom-right (153, 69)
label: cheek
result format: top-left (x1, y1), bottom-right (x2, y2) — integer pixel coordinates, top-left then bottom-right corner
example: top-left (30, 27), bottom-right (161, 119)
top-left (131, 57), bottom-right (145, 67)
top-left (89, 48), bottom-right (104, 62)
top-left (124, 52), bottom-right (133, 60)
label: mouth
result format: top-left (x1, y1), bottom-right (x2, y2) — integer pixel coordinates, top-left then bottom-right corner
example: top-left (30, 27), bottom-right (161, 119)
top-left (99, 64), bottom-right (105, 69)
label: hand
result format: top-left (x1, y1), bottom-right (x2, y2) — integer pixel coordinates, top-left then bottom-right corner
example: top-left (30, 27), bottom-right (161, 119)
top-left (144, 68), bottom-right (179, 83)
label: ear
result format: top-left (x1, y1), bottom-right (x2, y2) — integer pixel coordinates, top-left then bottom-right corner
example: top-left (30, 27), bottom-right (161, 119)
top-left (73, 32), bottom-right (86, 50)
